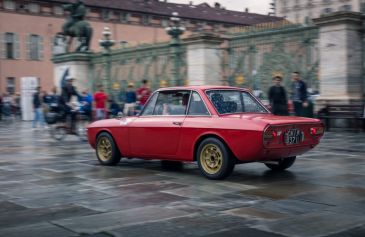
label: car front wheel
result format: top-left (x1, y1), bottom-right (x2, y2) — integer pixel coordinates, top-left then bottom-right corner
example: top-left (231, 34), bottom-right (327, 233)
top-left (265, 156), bottom-right (296, 171)
top-left (197, 138), bottom-right (235, 180)
top-left (96, 132), bottom-right (121, 166)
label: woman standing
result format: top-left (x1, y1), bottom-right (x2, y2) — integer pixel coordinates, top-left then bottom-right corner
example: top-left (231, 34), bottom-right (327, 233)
top-left (268, 76), bottom-right (289, 116)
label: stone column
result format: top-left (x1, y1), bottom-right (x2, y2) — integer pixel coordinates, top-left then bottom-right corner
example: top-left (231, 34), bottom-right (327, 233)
top-left (52, 52), bottom-right (93, 92)
top-left (314, 12), bottom-right (364, 105)
top-left (184, 33), bottom-right (224, 85)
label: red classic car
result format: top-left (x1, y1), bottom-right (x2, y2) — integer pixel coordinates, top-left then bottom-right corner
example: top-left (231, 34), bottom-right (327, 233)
top-left (87, 86), bottom-right (324, 180)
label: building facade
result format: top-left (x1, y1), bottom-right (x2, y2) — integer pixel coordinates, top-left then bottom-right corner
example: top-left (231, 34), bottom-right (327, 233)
top-left (0, 0), bottom-right (281, 94)
top-left (273, 0), bottom-right (362, 24)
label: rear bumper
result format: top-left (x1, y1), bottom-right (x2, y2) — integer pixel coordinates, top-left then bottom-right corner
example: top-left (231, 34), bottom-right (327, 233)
top-left (260, 144), bottom-right (317, 160)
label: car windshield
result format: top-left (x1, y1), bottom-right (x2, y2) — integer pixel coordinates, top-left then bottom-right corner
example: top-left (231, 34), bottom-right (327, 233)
top-left (206, 90), bottom-right (268, 114)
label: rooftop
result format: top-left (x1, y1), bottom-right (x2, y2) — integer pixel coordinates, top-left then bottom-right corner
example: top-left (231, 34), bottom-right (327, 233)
top-left (42, 0), bottom-right (282, 25)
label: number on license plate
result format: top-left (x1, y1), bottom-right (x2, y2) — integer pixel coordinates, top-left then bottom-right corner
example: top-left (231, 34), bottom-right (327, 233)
top-left (285, 129), bottom-right (303, 144)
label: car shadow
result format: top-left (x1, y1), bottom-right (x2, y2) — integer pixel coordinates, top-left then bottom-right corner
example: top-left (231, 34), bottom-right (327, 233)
top-left (227, 168), bottom-right (297, 183)
top-left (103, 159), bottom-right (298, 182)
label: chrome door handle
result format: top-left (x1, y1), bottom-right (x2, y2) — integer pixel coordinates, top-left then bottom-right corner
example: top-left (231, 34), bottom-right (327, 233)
top-left (172, 122), bottom-right (183, 126)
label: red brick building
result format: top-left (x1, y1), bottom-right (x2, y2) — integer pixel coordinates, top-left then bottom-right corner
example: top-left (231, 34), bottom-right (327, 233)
top-left (0, 0), bottom-right (281, 94)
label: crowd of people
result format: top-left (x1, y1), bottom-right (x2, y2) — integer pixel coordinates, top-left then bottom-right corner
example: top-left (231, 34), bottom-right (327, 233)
top-left (0, 92), bottom-right (21, 121)
top-left (3, 77), bottom-right (152, 131)
top-left (0, 74), bottom-right (312, 126)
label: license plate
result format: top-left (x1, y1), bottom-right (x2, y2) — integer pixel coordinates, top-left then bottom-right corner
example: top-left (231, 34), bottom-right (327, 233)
top-left (284, 129), bottom-right (304, 145)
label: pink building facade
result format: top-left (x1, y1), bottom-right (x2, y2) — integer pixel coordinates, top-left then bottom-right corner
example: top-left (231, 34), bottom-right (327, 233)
top-left (0, 0), bottom-right (281, 94)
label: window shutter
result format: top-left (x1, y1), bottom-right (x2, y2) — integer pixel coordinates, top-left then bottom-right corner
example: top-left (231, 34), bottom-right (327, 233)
top-left (38, 36), bottom-right (44, 60)
top-left (26, 34), bottom-right (31, 60)
top-left (0, 33), bottom-right (5, 59)
top-left (14, 33), bottom-right (20, 59)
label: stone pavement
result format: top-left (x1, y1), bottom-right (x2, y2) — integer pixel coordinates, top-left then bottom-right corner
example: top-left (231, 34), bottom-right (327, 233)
top-left (0, 121), bottom-right (365, 237)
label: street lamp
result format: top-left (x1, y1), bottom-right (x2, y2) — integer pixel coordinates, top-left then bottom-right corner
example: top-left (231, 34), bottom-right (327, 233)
top-left (165, 12), bottom-right (185, 86)
top-left (99, 27), bottom-right (115, 96)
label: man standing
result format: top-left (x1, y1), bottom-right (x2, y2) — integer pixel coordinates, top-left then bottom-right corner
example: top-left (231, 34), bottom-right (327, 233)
top-left (137, 79), bottom-right (151, 110)
top-left (93, 85), bottom-right (108, 120)
top-left (124, 83), bottom-right (137, 116)
top-left (61, 76), bottom-right (80, 133)
top-left (32, 87), bottom-right (45, 130)
top-left (80, 89), bottom-right (93, 121)
top-left (290, 72), bottom-right (308, 116)
top-left (268, 76), bottom-right (288, 116)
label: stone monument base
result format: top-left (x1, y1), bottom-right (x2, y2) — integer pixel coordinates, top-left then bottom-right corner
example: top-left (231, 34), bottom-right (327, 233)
top-left (52, 52), bottom-right (93, 92)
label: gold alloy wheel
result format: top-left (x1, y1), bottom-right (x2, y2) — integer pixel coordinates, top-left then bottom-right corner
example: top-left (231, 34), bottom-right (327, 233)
top-left (97, 137), bottom-right (112, 162)
top-left (199, 144), bottom-right (223, 174)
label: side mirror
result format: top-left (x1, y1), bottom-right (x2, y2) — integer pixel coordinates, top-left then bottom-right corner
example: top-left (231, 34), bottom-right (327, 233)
top-left (117, 112), bottom-right (125, 119)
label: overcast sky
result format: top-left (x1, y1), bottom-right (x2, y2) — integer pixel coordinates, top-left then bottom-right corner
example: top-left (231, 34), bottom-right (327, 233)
top-left (168, 0), bottom-right (272, 14)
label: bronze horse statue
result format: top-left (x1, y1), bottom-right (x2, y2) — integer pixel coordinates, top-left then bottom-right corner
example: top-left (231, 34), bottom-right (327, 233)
top-left (57, 20), bottom-right (93, 52)
top-left (56, 0), bottom-right (92, 52)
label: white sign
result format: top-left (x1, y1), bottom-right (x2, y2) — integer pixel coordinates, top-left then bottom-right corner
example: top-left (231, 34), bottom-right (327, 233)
top-left (20, 77), bottom-right (38, 121)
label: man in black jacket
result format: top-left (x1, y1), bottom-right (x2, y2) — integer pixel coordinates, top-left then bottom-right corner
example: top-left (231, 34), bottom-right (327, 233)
top-left (61, 76), bottom-right (80, 133)
top-left (32, 87), bottom-right (45, 129)
top-left (268, 76), bottom-right (288, 116)
top-left (290, 72), bottom-right (308, 116)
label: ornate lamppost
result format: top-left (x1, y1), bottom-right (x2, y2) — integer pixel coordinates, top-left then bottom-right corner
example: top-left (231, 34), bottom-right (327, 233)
top-left (99, 27), bottom-right (115, 96)
top-left (165, 12), bottom-right (185, 86)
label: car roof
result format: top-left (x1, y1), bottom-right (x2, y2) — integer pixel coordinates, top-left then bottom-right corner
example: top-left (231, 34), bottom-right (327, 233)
top-left (156, 85), bottom-right (250, 92)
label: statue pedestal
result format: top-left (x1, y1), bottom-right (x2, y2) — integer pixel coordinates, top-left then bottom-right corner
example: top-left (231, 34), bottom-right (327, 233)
top-left (184, 33), bottom-right (224, 85)
top-left (314, 12), bottom-right (364, 108)
top-left (52, 53), bottom-right (93, 92)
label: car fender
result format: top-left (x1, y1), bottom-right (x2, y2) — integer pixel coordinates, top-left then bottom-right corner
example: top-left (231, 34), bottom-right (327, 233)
top-left (192, 131), bottom-right (233, 160)
top-left (88, 127), bottom-right (115, 149)
top-left (190, 129), bottom-right (263, 162)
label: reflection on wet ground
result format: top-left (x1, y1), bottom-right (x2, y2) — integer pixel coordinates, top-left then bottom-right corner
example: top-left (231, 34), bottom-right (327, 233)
top-left (0, 121), bottom-right (364, 237)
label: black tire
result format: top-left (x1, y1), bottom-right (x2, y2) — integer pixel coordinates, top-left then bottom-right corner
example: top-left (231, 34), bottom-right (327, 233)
top-left (96, 132), bottom-right (121, 166)
top-left (196, 137), bottom-right (235, 180)
top-left (265, 156), bottom-right (296, 171)
top-left (50, 125), bottom-right (67, 141)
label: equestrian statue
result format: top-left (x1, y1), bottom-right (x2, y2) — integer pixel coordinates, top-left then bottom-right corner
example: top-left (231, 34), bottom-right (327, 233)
top-left (57, 0), bottom-right (93, 52)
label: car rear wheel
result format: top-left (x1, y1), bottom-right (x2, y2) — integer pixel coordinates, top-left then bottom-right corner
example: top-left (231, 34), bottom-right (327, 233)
top-left (197, 138), bottom-right (235, 180)
top-left (265, 156), bottom-right (296, 171)
top-left (96, 132), bottom-right (121, 166)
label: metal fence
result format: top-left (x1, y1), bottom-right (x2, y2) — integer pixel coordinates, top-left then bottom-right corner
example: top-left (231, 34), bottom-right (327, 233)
top-left (224, 21), bottom-right (319, 98)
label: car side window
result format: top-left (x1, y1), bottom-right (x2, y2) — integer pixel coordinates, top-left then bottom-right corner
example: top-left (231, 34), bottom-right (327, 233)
top-left (188, 92), bottom-right (209, 116)
top-left (242, 92), bottom-right (266, 113)
top-left (153, 90), bottom-right (190, 116)
top-left (140, 92), bottom-right (158, 116)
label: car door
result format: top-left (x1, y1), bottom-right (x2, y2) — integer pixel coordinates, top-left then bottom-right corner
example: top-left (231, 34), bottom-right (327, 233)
top-left (128, 90), bottom-right (190, 158)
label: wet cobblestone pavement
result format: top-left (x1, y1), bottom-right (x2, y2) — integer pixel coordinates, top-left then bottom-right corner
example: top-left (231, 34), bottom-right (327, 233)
top-left (0, 121), bottom-right (365, 237)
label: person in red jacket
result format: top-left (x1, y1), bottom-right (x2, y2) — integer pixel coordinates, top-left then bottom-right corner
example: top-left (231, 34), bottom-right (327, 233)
top-left (137, 79), bottom-right (151, 110)
top-left (93, 85), bottom-right (108, 120)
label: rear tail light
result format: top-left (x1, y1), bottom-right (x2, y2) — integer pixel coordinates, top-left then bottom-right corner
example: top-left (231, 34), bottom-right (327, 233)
top-left (310, 127), bottom-right (324, 135)
top-left (263, 130), bottom-right (277, 140)
top-left (263, 126), bottom-right (283, 146)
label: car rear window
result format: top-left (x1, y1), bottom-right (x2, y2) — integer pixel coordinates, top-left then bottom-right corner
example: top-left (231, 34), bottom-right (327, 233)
top-left (206, 90), bottom-right (268, 114)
